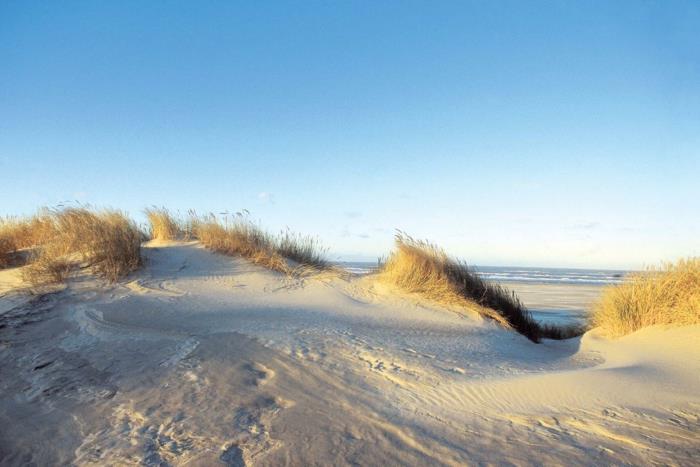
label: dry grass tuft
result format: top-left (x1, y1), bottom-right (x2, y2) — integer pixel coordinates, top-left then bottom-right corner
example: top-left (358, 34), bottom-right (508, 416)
top-left (195, 214), bottom-right (289, 273)
top-left (193, 213), bottom-right (328, 274)
top-left (0, 213), bottom-right (55, 268)
top-left (379, 232), bottom-right (582, 342)
top-left (182, 209), bottom-right (202, 240)
top-left (0, 221), bottom-right (20, 268)
top-left (276, 229), bottom-right (328, 269)
top-left (145, 207), bottom-right (183, 241)
top-left (20, 208), bottom-right (142, 285)
top-left (0, 237), bottom-right (12, 268)
top-left (592, 258), bottom-right (700, 336)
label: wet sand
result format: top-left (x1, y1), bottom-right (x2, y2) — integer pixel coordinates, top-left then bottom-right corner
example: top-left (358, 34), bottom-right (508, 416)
top-left (501, 281), bottom-right (605, 326)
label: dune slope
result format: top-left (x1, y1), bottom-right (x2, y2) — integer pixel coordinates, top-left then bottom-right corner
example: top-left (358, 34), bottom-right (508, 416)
top-left (0, 242), bottom-right (698, 466)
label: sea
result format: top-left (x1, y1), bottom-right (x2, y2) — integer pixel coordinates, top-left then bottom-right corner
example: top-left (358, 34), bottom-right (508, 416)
top-left (333, 262), bottom-right (627, 286)
top-left (333, 262), bottom-right (630, 327)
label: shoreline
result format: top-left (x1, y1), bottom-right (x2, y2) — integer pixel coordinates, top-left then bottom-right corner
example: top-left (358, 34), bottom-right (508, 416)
top-left (500, 281), bottom-right (604, 326)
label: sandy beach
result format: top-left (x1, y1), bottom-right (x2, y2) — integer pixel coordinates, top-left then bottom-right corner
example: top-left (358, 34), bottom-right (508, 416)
top-left (4, 2), bottom-right (699, 464)
top-left (1, 241), bottom-right (698, 466)
top-left (502, 281), bottom-right (604, 326)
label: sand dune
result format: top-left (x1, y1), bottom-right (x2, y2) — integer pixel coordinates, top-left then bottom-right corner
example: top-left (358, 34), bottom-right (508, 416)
top-left (1, 242), bottom-right (698, 465)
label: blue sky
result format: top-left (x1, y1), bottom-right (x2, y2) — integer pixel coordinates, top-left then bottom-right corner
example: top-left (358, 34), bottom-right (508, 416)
top-left (1, 1), bottom-right (698, 268)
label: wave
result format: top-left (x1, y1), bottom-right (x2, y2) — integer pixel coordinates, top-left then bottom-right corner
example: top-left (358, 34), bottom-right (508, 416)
top-left (474, 273), bottom-right (624, 285)
top-left (334, 262), bottom-right (628, 285)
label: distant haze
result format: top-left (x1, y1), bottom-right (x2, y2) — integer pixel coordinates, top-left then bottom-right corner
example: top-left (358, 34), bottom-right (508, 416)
top-left (2, 1), bottom-right (698, 269)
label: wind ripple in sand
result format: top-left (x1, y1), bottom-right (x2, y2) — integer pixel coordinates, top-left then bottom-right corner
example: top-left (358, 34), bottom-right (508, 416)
top-left (126, 279), bottom-right (186, 299)
top-left (159, 337), bottom-right (199, 367)
top-left (72, 335), bottom-right (293, 466)
top-left (2, 242), bottom-right (699, 466)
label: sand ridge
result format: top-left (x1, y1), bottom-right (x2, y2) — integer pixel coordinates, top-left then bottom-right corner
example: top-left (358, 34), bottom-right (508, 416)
top-left (0, 241), bottom-right (698, 465)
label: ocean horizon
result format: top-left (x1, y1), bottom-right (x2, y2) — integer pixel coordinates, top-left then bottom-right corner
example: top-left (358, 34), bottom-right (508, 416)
top-left (333, 262), bottom-right (628, 286)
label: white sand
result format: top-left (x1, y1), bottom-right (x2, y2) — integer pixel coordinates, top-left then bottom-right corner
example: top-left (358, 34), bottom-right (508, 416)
top-left (1, 242), bottom-right (698, 466)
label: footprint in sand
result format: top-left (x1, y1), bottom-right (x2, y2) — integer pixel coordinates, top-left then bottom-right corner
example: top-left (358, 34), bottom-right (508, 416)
top-left (220, 445), bottom-right (246, 467)
top-left (221, 396), bottom-right (293, 466)
top-left (244, 362), bottom-right (275, 386)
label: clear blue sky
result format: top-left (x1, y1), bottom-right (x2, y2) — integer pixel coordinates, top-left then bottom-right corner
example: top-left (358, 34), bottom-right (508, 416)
top-left (2, 1), bottom-right (698, 268)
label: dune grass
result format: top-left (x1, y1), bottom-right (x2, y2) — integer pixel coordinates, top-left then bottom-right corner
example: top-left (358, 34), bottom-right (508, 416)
top-left (195, 215), bottom-right (288, 273)
top-left (193, 213), bottom-right (328, 273)
top-left (379, 233), bottom-right (582, 342)
top-left (592, 258), bottom-right (700, 336)
top-left (142, 207), bottom-right (329, 272)
top-left (1, 219), bottom-right (24, 268)
top-left (0, 213), bottom-right (56, 268)
top-left (276, 229), bottom-right (328, 269)
top-left (145, 207), bottom-right (183, 241)
top-left (19, 208), bottom-right (143, 285)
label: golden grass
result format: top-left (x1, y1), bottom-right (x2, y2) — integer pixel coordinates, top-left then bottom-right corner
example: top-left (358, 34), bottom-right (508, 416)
top-left (0, 219), bottom-right (21, 268)
top-left (145, 207), bottom-right (183, 241)
top-left (193, 213), bottom-right (328, 273)
top-left (0, 238), bottom-right (11, 267)
top-left (19, 208), bottom-right (142, 285)
top-left (276, 229), bottom-right (328, 269)
top-left (195, 215), bottom-right (289, 272)
top-left (0, 213), bottom-right (55, 268)
top-left (379, 233), bottom-right (581, 342)
top-left (592, 258), bottom-right (700, 336)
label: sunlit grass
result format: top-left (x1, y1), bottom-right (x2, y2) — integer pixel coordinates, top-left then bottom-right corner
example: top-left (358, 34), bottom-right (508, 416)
top-left (195, 214), bottom-right (288, 273)
top-left (1, 211), bottom-right (56, 269)
top-left (276, 229), bottom-right (328, 269)
top-left (145, 207), bottom-right (183, 241)
top-left (193, 213), bottom-right (328, 273)
top-left (379, 232), bottom-right (582, 342)
top-left (592, 258), bottom-right (700, 336)
top-left (15, 207), bottom-right (143, 285)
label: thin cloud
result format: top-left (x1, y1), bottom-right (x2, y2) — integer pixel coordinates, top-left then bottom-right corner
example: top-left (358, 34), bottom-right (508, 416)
top-left (340, 225), bottom-right (371, 239)
top-left (257, 192), bottom-right (275, 205)
top-left (569, 221), bottom-right (600, 230)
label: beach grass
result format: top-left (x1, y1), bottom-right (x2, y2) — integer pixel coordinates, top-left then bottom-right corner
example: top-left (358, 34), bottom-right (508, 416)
top-left (145, 207), bottom-right (183, 241)
top-left (0, 213), bottom-right (55, 268)
top-left (20, 208), bottom-right (142, 284)
top-left (592, 258), bottom-right (700, 336)
top-left (276, 229), bottom-right (328, 269)
top-left (195, 214), bottom-right (289, 273)
top-left (1, 218), bottom-right (25, 268)
top-left (193, 213), bottom-right (329, 273)
top-left (379, 232), bottom-right (582, 342)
